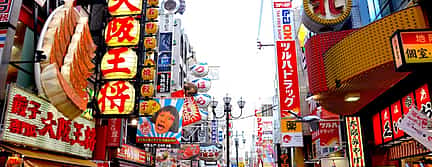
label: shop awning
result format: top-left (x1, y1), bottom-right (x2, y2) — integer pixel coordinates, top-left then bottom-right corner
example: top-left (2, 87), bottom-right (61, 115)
top-left (2, 145), bottom-right (96, 167)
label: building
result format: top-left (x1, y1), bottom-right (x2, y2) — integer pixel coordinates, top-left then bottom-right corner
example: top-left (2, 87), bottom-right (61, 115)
top-left (303, 0), bottom-right (432, 166)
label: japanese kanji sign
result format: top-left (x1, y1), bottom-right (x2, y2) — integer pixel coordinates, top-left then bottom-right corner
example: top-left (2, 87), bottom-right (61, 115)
top-left (105, 16), bottom-right (140, 46)
top-left (276, 40), bottom-right (301, 118)
top-left (346, 117), bottom-right (365, 167)
top-left (97, 81), bottom-right (135, 115)
top-left (0, 0), bottom-right (13, 22)
top-left (1, 85), bottom-right (95, 158)
top-left (391, 30), bottom-right (432, 71)
top-left (108, 0), bottom-right (143, 16)
top-left (399, 107), bottom-right (432, 151)
top-left (101, 47), bottom-right (137, 79)
top-left (319, 121), bottom-right (340, 147)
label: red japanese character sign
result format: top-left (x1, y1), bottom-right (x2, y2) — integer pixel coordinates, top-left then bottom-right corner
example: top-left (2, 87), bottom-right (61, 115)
top-left (101, 47), bottom-right (138, 79)
top-left (108, 0), bottom-right (143, 16)
top-left (144, 37), bottom-right (157, 49)
top-left (2, 85), bottom-right (95, 158)
top-left (105, 16), bottom-right (140, 46)
top-left (141, 84), bottom-right (155, 97)
top-left (182, 97), bottom-right (201, 127)
top-left (145, 22), bottom-right (158, 34)
top-left (146, 8), bottom-right (159, 20)
top-left (276, 40), bottom-right (300, 119)
top-left (98, 81), bottom-right (135, 115)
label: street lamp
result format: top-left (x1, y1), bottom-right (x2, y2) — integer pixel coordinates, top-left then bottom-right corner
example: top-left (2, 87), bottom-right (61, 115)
top-left (234, 131), bottom-right (246, 167)
top-left (210, 94), bottom-right (245, 167)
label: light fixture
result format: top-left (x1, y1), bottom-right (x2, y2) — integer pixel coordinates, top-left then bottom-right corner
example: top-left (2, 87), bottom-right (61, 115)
top-left (131, 119), bottom-right (138, 126)
top-left (344, 93), bottom-right (360, 102)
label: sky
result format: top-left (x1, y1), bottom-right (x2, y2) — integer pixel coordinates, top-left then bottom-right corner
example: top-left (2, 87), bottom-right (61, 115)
top-left (180, 0), bottom-right (279, 157)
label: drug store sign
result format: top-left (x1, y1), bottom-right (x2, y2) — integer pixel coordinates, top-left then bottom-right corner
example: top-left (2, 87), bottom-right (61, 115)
top-left (0, 85), bottom-right (95, 158)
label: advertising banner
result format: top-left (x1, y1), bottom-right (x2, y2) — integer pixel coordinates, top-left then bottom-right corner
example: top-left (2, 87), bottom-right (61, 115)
top-left (380, 107), bottom-right (393, 143)
top-left (391, 30), bottom-right (432, 71)
top-left (182, 97), bottom-right (201, 127)
top-left (107, 118), bottom-right (123, 147)
top-left (262, 117), bottom-right (273, 141)
top-left (116, 144), bottom-right (152, 166)
top-left (390, 100), bottom-right (404, 139)
top-left (199, 144), bottom-right (223, 161)
top-left (399, 107), bottom-right (432, 151)
top-left (272, 0), bottom-right (294, 41)
top-left (156, 148), bottom-right (178, 167)
top-left (178, 144), bottom-right (200, 160)
top-left (415, 84), bottom-right (431, 116)
top-left (136, 98), bottom-right (184, 144)
top-left (157, 72), bottom-right (171, 93)
top-left (256, 109), bottom-right (263, 146)
top-left (346, 117), bottom-right (365, 167)
top-left (0, 85), bottom-right (95, 158)
top-left (280, 119), bottom-right (303, 147)
top-left (319, 121), bottom-right (340, 147)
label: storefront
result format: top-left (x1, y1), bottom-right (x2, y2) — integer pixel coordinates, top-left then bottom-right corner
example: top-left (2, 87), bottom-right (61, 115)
top-left (0, 84), bottom-right (96, 166)
top-left (303, 3), bottom-right (432, 167)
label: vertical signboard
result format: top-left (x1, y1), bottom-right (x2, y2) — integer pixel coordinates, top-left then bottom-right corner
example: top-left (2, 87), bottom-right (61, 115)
top-left (390, 100), bottom-right (404, 139)
top-left (415, 84), bottom-right (431, 116)
top-left (380, 107), bottom-right (393, 143)
top-left (272, 0), bottom-right (294, 41)
top-left (346, 117), bottom-right (365, 167)
top-left (211, 120), bottom-right (217, 144)
top-left (107, 118), bottom-right (123, 147)
top-left (319, 121), bottom-right (340, 147)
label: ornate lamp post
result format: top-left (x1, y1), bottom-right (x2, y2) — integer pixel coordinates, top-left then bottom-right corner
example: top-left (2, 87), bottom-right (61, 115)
top-left (211, 94), bottom-right (245, 167)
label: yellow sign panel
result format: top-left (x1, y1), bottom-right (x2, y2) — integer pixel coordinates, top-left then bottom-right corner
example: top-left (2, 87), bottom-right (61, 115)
top-left (101, 47), bottom-right (137, 79)
top-left (108, 0), bottom-right (143, 16)
top-left (105, 16), bottom-right (140, 46)
top-left (400, 31), bottom-right (432, 64)
top-left (98, 81), bottom-right (135, 115)
top-left (280, 119), bottom-right (302, 133)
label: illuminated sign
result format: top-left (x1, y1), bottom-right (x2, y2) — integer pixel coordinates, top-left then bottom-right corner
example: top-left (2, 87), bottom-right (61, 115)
top-left (372, 84), bottom-right (431, 145)
top-left (156, 148), bottom-right (178, 167)
top-left (280, 119), bottom-right (303, 147)
top-left (346, 116), bottom-right (365, 167)
top-left (146, 8), bottom-right (159, 20)
top-left (142, 67), bottom-right (155, 81)
top-left (319, 121), bottom-right (340, 147)
top-left (199, 144), bottom-right (223, 161)
top-left (145, 22), bottom-right (159, 34)
top-left (1, 85), bottom-right (95, 158)
top-left (302, 0), bottom-right (352, 32)
top-left (192, 78), bottom-right (211, 93)
top-left (105, 16), bottom-right (140, 46)
top-left (182, 97), bottom-right (201, 127)
top-left (0, 0), bottom-right (13, 22)
top-left (141, 84), bottom-right (154, 97)
top-left (116, 144), bottom-right (152, 165)
top-left (391, 30), bottom-right (432, 71)
top-left (108, 0), bottom-right (142, 16)
top-left (101, 47), bottom-right (137, 79)
top-left (179, 144), bottom-right (200, 160)
top-left (158, 52), bottom-right (172, 72)
top-left (139, 99), bottom-right (160, 116)
top-left (97, 81), bottom-right (135, 115)
top-left (144, 37), bottom-right (157, 49)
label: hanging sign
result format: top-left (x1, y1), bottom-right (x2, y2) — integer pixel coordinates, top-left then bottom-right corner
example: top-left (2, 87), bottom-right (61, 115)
top-left (194, 93), bottom-right (211, 108)
top-left (107, 118), bottom-right (123, 147)
top-left (391, 30), bottom-right (432, 71)
top-left (1, 85), bottom-right (95, 158)
top-left (415, 84), bottom-right (431, 117)
top-left (97, 81), bottom-right (135, 115)
top-left (346, 117), bottom-right (365, 167)
top-left (108, 0), bottom-right (143, 16)
top-left (211, 120), bottom-right (218, 144)
top-left (381, 107), bottom-right (393, 143)
top-left (319, 121), bottom-right (340, 147)
top-left (139, 99), bottom-right (160, 116)
top-left (101, 47), bottom-right (138, 79)
top-left (105, 16), bottom-right (140, 46)
top-left (192, 78), bottom-right (211, 93)
top-left (190, 63), bottom-right (209, 77)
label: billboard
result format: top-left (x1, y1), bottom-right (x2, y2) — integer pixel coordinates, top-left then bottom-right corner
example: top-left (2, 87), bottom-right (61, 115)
top-left (156, 148), bottom-right (178, 167)
top-left (1, 85), bottom-right (95, 158)
top-left (136, 98), bottom-right (184, 144)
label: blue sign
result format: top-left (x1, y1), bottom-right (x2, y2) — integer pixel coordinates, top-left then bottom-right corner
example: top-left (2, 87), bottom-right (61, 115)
top-left (158, 52), bottom-right (172, 72)
top-left (211, 120), bottom-right (218, 143)
top-left (218, 130), bottom-right (223, 142)
top-left (159, 32), bottom-right (172, 52)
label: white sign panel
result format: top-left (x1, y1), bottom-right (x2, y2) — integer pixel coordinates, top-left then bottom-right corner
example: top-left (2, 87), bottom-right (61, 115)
top-left (281, 132), bottom-right (303, 147)
top-left (272, 0), bottom-right (295, 41)
top-left (399, 107), bottom-right (432, 151)
top-left (0, 85), bottom-right (95, 158)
